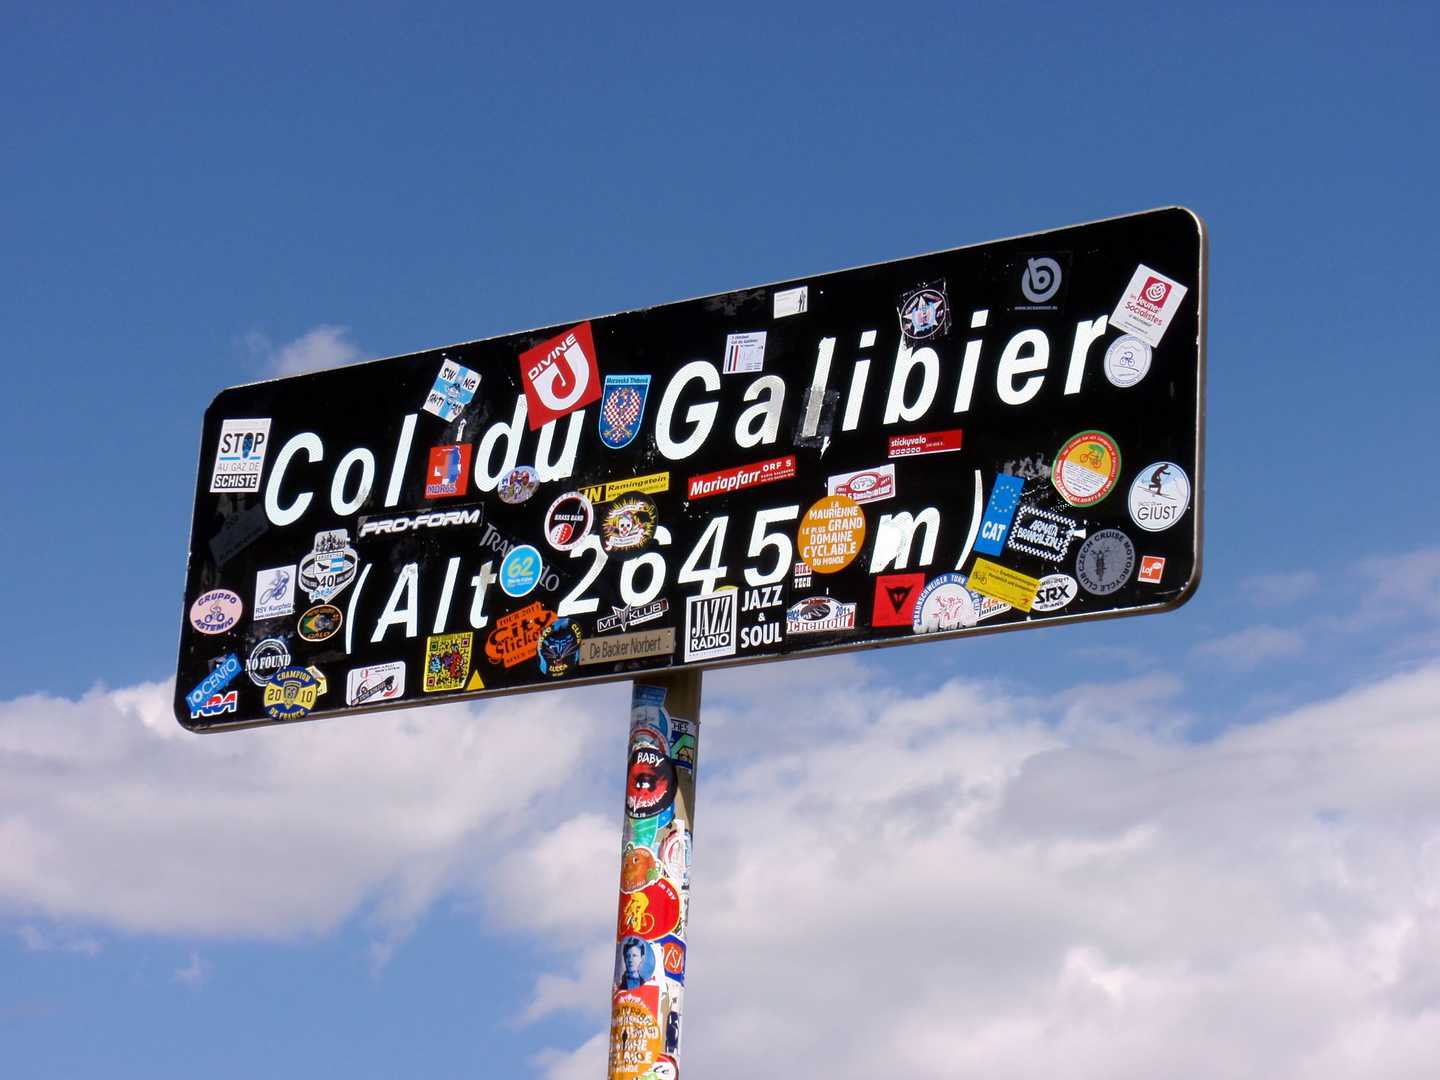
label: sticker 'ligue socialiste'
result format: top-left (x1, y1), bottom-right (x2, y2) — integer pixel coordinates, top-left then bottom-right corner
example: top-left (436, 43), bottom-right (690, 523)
top-left (176, 207), bottom-right (1204, 729)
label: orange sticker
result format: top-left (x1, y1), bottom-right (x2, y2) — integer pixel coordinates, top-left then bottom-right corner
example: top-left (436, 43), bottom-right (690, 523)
top-left (797, 495), bottom-right (866, 574)
top-left (609, 987), bottom-right (663, 1078)
top-left (483, 601), bottom-right (555, 668)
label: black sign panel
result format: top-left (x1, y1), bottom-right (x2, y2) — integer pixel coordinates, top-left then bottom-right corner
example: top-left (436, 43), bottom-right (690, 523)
top-left (176, 207), bottom-right (1206, 731)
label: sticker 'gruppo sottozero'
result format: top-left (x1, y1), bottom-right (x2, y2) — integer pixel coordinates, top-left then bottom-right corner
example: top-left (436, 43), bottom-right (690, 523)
top-left (796, 495), bottom-right (866, 573)
top-left (1052, 430), bottom-right (1121, 507)
top-left (189, 589), bottom-right (243, 635)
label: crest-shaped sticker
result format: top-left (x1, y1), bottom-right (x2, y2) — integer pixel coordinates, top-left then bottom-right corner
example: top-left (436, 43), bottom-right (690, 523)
top-left (599, 374), bottom-right (651, 449)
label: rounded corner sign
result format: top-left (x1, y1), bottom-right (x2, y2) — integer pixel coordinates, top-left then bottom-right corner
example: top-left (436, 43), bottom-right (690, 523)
top-left (177, 207), bottom-right (1204, 730)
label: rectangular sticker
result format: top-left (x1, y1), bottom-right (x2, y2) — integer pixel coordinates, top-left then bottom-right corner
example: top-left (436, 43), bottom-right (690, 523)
top-left (422, 360), bottom-right (481, 422)
top-left (209, 418), bottom-right (272, 493)
top-left (582, 471), bottom-right (670, 503)
top-left (973, 475), bottom-right (1025, 556)
top-left (722, 331), bottom-right (767, 374)
top-left (1110, 264), bottom-right (1189, 347)
top-left (966, 558), bottom-right (1040, 613)
top-left (773, 286), bottom-right (808, 319)
top-left (887, 429), bottom-right (963, 458)
top-left (580, 627), bottom-right (676, 665)
top-left (826, 464), bottom-right (895, 505)
top-left (687, 455), bottom-right (796, 500)
top-left (346, 661), bottom-right (406, 706)
top-left (685, 591), bottom-right (737, 661)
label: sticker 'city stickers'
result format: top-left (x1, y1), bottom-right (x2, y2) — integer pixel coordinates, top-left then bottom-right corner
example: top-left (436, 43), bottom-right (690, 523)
top-left (599, 374), bottom-right (651, 449)
top-left (1052, 431), bottom-right (1121, 507)
top-left (485, 602), bottom-right (556, 668)
top-left (518, 321), bottom-right (601, 430)
top-left (423, 632), bottom-right (473, 692)
top-left (209, 418), bottom-right (272, 493)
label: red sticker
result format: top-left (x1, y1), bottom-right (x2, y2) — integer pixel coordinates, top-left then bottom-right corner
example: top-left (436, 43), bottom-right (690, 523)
top-left (872, 572), bottom-right (925, 626)
top-left (1138, 555), bottom-right (1166, 584)
top-left (687, 454), bottom-right (797, 500)
top-left (425, 444), bottom-right (472, 499)
top-left (518, 322), bottom-right (602, 430)
top-left (617, 878), bottom-right (682, 942)
top-left (887, 429), bottom-right (963, 458)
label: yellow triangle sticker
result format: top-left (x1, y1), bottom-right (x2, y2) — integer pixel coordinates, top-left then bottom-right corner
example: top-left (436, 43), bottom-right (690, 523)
top-left (466, 670), bottom-right (485, 691)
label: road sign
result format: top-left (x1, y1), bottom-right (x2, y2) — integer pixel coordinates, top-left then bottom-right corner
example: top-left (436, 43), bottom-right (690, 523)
top-left (176, 206), bottom-right (1206, 730)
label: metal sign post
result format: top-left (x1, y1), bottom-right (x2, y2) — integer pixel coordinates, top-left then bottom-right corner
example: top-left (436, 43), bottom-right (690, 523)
top-left (609, 671), bottom-right (700, 1079)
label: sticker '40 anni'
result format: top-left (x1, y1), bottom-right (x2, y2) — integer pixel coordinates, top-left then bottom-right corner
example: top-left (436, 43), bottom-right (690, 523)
top-left (356, 508), bottom-right (799, 645)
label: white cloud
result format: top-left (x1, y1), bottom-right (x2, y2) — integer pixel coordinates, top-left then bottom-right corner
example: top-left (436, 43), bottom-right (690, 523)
top-left (1240, 570), bottom-right (1319, 607)
top-left (1191, 624), bottom-right (1306, 669)
top-left (245, 324), bottom-right (364, 377)
top-left (14, 925), bottom-right (101, 957)
top-left (172, 951), bottom-right (207, 987)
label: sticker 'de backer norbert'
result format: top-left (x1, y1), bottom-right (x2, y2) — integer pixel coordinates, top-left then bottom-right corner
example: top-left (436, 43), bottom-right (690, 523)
top-left (176, 206), bottom-right (1204, 730)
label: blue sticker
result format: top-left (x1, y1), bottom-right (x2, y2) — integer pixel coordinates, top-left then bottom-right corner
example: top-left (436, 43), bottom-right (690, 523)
top-left (974, 474), bottom-right (1025, 556)
top-left (498, 544), bottom-right (543, 598)
top-left (598, 374), bottom-right (651, 449)
top-left (185, 653), bottom-right (242, 712)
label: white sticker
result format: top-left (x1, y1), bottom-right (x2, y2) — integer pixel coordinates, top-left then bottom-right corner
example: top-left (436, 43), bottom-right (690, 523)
top-left (826, 464), bottom-right (895, 505)
top-left (346, 662), bottom-right (406, 706)
top-left (209, 418), bottom-right (272, 494)
top-left (722, 331), bottom-right (767, 374)
top-left (1128, 462), bottom-right (1192, 532)
top-left (422, 360), bottom-right (481, 422)
top-left (773, 286), bottom-right (809, 319)
top-left (1104, 334), bottom-right (1153, 388)
top-left (1110, 265), bottom-right (1188, 347)
top-left (253, 565), bottom-right (297, 621)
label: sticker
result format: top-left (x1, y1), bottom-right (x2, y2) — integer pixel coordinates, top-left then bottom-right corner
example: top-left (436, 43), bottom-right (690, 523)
top-left (741, 585), bottom-right (783, 613)
top-left (872, 572), bottom-right (925, 627)
top-left (581, 628), bottom-right (676, 665)
top-left (208, 502), bottom-right (270, 566)
top-left (1031, 573), bottom-right (1079, 612)
top-left (599, 374), bottom-right (651, 449)
top-left (621, 846), bottom-right (660, 893)
top-left (722, 331), bottom-right (767, 374)
top-left (246, 638), bottom-right (291, 685)
top-left (298, 529), bottom-right (359, 602)
top-left (609, 986), bottom-right (663, 1077)
top-left (792, 561), bottom-right (812, 589)
top-left (189, 589), bottom-right (243, 635)
top-left (898, 281), bottom-right (949, 342)
top-left (627, 744), bottom-right (677, 819)
top-left (657, 828), bottom-right (690, 888)
top-left (602, 495), bottom-right (658, 553)
top-left (538, 617), bottom-right (582, 677)
top-left (424, 444), bottom-right (472, 499)
top-left (1006, 504), bottom-right (1084, 562)
top-left (684, 591), bottom-right (737, 662)
top-left (579, 471), bottom-right (670, 503)
top-left (423, 632), bottom-right (473, 692)
top-left (772, 285), bottom-right (808, 318)
top-left (189, 691), bottom-right (238, 720)
top-left (785, 596), bottom-right (857, 634)
top-left (209, 418), bottom-right (272, 493)
top-left (1015, 254), bottom-right (1068, 309)
top-left (253, 565), bottom-right (296, 621)
top-left (826, 464), bottom-right (895, 505)
top-left (345, 662), bottom-right (405, 706)
top-left (618, 878), bottom-right (683, 942)
top-left (498, 465), bottom-right (539, 505)
top-left (297, 604), bottom-right (343, 642)
top-left (465, 669), bottom-right (484, 690)
top-left (422, 359), bottom-right (480, 422)
top-left (1138, 555), bottom-right (1166, 584)
top-left (887, 429), bottom-right (962, 458)
top-left (184, 653), bottom-right (242, 713)
top-left (1128, 462), bottom-right (1192, 532)
top-left (262, 665), bottom-right (326, 721)
top-left (544, 492), bottom-right (594, 551)
top-left (973, 475), bottom-right (1025, 556)
top-left (597, 599), bottom-right (670, 634)
top-left (966, 557), bottom-right (1040, 613)
top-left (658, 935), bottom-right (687, 984)
top-left (797, 495), bottom-right (866, 574)
top-left (358, 506), bottom-right (483, 537)
top-left (518, 321), bottom-right (601, 430)
top-left (1076, 529), bottom-right (1136, 595)
top-left (1104, 334), bottom-right (1153, 388)
top-left (615, 936), bottom-right (658, 987)
top-left (686, 455), bottom-right (796, 500)
top-left (498, 543), bottom-right (544, 597)
top-left (912, 573), bottom-right (978, 634)
top-left (1052, 431), bottom-right (1121, 507)
top-left (484, 602), bottom-right (556, 667)
top-left (1111, 264), bottom-right (1189, 348)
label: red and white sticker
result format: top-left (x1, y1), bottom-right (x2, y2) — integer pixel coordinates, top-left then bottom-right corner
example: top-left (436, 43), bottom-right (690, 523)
top-left (1110, 264), bottom-right (1189, 347)
top-left (887, 429), bottom-right (963, 458)
top-left (517, 321), bottom-right (602, 430)
top-left (687, 454), bottom-right (796, 500)
top-left (1138, 555), bottom-right (1166, 584)
top-left (827, 464), bottom-right (895, 505)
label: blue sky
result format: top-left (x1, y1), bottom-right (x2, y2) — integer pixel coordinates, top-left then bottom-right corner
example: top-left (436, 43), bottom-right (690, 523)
top-left (3, 4), bottom-right (1439, 1077)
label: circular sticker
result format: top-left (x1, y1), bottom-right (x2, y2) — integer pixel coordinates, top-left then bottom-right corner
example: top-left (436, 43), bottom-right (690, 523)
top-left (602, 495), bottom-right (658, 553)
top-left (498, 465), bottom-right (539, 505)
top-left (246, 638), bottom-right (291, 685)
top-left (498, 544), bottom-right (543, 597)
top-left (537, 616), bottom-right (582, 677)
top-left (262, 665), bottom-right (325, 721)
top-left (189, 589), bottom-right (243, 635)
top-left (1128, 462), bottom-right (1192, 532)
top-left (1104, 335), bottom-right (1153, 387)
top-left (1052, 430), bottom-right (1122, 507)
top-left (899, 286), bottom-right (948, 340)
top-left (618, 877), bottom-right (683, 942)
top-left (297, 604), bottom-right (343, 642)
top-left (621, 845), bottom-right (659, 892)
top-left (1031, 573), bottom-right (1079, 613)
top-left (545, 492), bottom-right (594, 551)
top-left (615, 936), bottom-right (657, 990)
top-left (797, 495), bottom-right (866, 573)
top-left (1076, 529), bottom-right (1136, 595)
top-left (912, 573), bottom-right (978, 634)
top-left (626, 743), bottom-right (676, 819)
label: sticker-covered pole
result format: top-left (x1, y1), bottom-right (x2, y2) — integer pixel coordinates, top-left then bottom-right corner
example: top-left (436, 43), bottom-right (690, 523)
top-left (607, 670), bottom-right (701, 1080)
